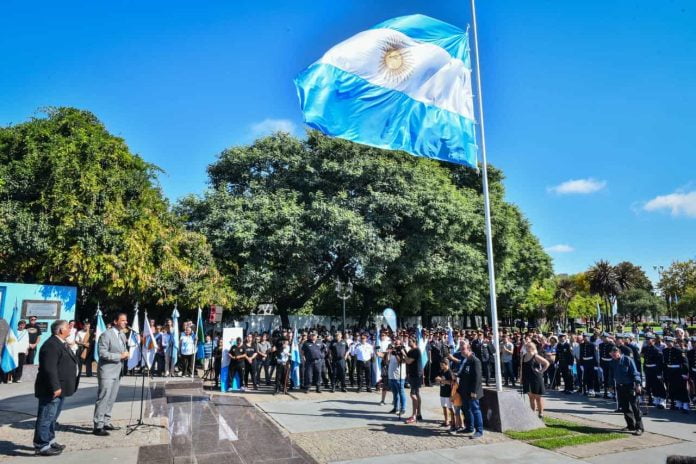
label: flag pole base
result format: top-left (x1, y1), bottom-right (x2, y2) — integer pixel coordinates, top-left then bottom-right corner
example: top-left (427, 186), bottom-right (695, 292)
top-left (480, 388), bottom-right (544, 432)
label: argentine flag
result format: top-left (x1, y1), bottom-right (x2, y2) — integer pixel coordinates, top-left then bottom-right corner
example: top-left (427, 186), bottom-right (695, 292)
top-left (94, 306), bottom-right (106, 363)
top-left (291, 327), bottom-right (302, 387)
top-left (1, 302), bottom-right (19, 373)
top-left (295, 14), bottom-right (477, 168)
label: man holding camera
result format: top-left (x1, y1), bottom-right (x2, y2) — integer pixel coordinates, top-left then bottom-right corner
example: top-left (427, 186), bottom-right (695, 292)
top-left (386, 339), bottom-right (407, 415)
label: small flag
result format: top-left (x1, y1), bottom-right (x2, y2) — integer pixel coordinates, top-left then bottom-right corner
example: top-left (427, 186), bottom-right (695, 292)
top-left (127, 306), bottom-right (142, 370)
top-left (596, 302), bottom-right (601, 322)
top-left (94, 304), bottom-right (106, 363)
top-left (171, 304), bottom-right (180, 368)
top-left (295, 14), bottom-right (478, 167)
top-left (0, 301), bottom-right (19, 373)
top-left (611, 298), bottom-right (618, 316)
top-left (196, 307), bottom-right (206, 360)
top-left (141, 311), bottom-right (156, 369)
top-left (447, 325), bottom-right (456, 349)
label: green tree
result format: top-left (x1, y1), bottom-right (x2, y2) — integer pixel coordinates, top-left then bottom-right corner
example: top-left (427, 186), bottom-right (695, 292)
top-left (614, 261), bottom-right (653, 292)
top-left (618, 288), bottom-right (665, 322)
top-left (178, 131), bottom-right (552, 325)
top-left (554, 277), bottom-right (576, 330)
top-left (587, 260), bottom-right (621, 330)
top-left (0, 108), bottom-right (233, 320)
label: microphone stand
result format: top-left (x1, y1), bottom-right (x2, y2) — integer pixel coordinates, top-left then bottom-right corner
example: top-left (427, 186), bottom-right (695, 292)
top-left (127, 334), bottom-right (164, 435)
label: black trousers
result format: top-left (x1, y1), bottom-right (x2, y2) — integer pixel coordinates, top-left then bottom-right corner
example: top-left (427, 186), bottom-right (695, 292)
top-left (559, 363), bottom-right (574, 391)
top-left (14, 353), bottom-right (26, 381)
top-left (481, 360), bottom-right (491, 386)
top-left (581, 361), bottom-right (597, 392)
top-left (304, 359), bottom-right (322, 390)
top-left (617, 384), bottom-right (643, 430)
top-left (600, 360), bottom-right (614, 393)
top-left (229, 363), bottom-right (245, 388)
top-left (244, 360), bottom-right (257, 388)
top-left (77, 348), bottom-right (92, 377)
top-left (356, 360), bottom-right (372, 391)
top-left (181, 354), bottom-right (194, 376)
top-left (348, 356), bottom-right (356, 386)
top-left (275, 362), bottom-right (288, 392)
top-left (332, 360), bottom-right (346, 390)
top-left (26, 348), bottom-right (37, 365)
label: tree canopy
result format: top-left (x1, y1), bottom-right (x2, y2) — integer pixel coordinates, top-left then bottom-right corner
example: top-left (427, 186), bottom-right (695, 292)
top-left (177, 131), bottom-right (552, 324)
top-left (0, 108), bottom-right (233, 319)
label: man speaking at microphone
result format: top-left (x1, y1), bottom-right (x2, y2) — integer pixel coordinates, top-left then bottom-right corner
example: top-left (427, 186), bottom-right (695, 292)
top-left (93, 313), bottom-right (129, 436)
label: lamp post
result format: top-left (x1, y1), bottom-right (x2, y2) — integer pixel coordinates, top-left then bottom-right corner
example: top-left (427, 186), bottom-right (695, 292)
top-left (335, 279), bottom-right (353, 332)
top-left (653, 265), bottom-right (670, 323)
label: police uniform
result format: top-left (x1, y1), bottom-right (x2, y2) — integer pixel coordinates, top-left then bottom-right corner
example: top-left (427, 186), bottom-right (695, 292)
top-left (302, 338), bottom-right (324, 392)
top-left (330, 338), bottom-right (349, 392)
top-left (557, 335), bottom-right (575, 393)
top-left (641, 334), bottom-right (667, 408)
top-left (579, 335), bottom-right (598, 396)
top-left (662, 336), bottom-right (689, 412)
top-left (598, 334), bottom-right (615, 398)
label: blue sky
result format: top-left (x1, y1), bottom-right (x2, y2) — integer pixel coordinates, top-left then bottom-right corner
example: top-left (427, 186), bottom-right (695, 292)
top-left (2, 0), bottom-right (695, 283)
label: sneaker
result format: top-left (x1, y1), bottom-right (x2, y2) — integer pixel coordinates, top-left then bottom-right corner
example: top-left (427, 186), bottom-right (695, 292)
top-left (459, 428), bottom-right (474, 434)
top-left (399, 410), bottom-right (406, 415)
top-left (633, 428), bottom-right (643, 436)
top-left (13, 380), bottom-right (22, 383)
top-left (50, 442), bottom-right (66, 451)
top-left (448, 428), bottom-right (459, 435)
top-left (470, 432), bottom-right (483, 439)
top-left (35, 447), bottom-right (62, 456)
top-left (388, 408), bottom-right (397, 414)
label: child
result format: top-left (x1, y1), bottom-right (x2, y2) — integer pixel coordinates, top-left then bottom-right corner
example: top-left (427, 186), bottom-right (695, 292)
top-left (435, 360), bottom-right (455, 429)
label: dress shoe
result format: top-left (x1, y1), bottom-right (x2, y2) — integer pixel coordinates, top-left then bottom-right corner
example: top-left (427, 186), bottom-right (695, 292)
top-left (103, 424), bottom-right (121, 431)
top-left (93, 428), bottom-right (110, 436)
top-left (50, 442), bottom-right (66, 451)
top-left (36, 447), bottom-right (62, 456)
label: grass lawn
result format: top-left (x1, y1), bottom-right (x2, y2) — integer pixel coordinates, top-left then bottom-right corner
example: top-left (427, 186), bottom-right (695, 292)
top-left (505, 417), bottom-right (626, 450)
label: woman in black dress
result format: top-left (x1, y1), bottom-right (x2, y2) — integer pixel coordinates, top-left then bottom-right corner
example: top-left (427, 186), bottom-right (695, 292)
top-left (522, 342), bottom-right (550, 418)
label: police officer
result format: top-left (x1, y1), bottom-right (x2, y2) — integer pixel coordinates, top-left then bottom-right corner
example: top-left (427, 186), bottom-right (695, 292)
top-left (557, 333), bottom-right (575, 394)
top-left (302, 332), bottom-right (323, 393)
top-left (330, 331), bottom-right (349, 392)
top-left (609, 346), bottom-right (644, 435)
top-left (318, 334), bottom-right (332, 389)
top-left (598, 333), bottom-right (615, 398)
top-left (663, 336), bottom-right (689, 413)
top-left (642, 334), bottom-right (666, 408)
top-left (579, 333), bottom-right (598, 396)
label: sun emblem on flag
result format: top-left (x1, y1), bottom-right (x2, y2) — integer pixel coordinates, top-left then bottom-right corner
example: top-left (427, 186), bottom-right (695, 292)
top-left (378, 35), bottom-right (413, 83)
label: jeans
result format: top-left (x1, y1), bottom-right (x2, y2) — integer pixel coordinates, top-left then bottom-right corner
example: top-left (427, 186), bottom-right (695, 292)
top-left (462, 396), bottom-right (483, 434)
top-left (389, 379), bottom-right (406, 412)
top-left (502, 361), bottom-right (515, 385)
top-left (33, 396), bottom-right (64, 451)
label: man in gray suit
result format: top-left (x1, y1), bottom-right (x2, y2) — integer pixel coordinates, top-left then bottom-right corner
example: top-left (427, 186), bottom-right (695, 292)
top-left (93, 313), bottom-right (129, 436)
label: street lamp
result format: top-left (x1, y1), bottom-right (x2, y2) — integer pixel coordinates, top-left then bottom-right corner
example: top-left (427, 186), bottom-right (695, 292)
top-left (653, 265), bottom-right (672, 323)
top-left (335, 279), bottom-right (353, 332)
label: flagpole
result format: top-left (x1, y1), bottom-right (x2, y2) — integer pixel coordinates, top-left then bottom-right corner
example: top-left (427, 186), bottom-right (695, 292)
top-left (470, 0), bottom-right (503, 392)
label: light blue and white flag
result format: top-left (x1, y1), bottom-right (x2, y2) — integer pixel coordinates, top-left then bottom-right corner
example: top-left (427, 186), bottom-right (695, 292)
top-left (127, 306), bottom-right (142, 370)
top-left (382, 308), bottom-right (397, 333)
top-left (291, 327), bottom-right (302, 387)
top-left (611, 298), bottom-right (618, 316)
top-left (94, 304), bottom-right (106, 363)
top-left (171, 305), bottom-right (180, 368)
top-left (447, 325), bottom-right (456, 350)
top-left (596, 302), bottom-right (602, 323)
top-left (1, 301), bottom-right (19, 373)
top-left (416, 325), bottom-right (428, 370)
top-left (142, 311), bottom-right (156, 369)
top-left (295, 14), bottom-right (477, 167)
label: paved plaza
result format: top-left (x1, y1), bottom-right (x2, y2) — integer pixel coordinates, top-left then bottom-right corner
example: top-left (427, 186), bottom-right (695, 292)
top-left (1, 377), bottom-right (695, 464)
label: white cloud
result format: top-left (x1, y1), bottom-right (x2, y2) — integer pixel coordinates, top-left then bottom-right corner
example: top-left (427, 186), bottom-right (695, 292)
top-left (545, 244), bottom-right (575, 253)
top-left (643, 190), bottom-right (696, 218)
top-left (548, 178), bottom-right (607, 195)
top-left (249, 118), bottom-right (297, 137)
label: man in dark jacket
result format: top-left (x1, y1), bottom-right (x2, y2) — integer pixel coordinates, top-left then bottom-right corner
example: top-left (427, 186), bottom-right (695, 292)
top-left (457, 341), bottom-right (484, 439)
top-left (33, 320), bottom-right (79, 456)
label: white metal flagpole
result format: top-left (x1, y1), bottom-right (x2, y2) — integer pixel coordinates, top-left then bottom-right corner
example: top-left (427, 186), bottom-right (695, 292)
top-left (470, 0), bottom-right (503, 392)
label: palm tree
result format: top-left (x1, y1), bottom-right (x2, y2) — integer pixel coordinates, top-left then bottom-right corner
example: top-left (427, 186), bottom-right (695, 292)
top-left (554, 278), bottom-right (576, 331)
top-left (587, 260), bottom-right (621, 330)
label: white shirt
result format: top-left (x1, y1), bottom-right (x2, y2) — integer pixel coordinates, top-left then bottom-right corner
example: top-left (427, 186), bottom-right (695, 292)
top-left (354, 342), bottom-right (374, 361)
top-left (387, 354), bottom-right (406, 380)
top-left (112, 327), bottom-right (126, 352)
top-left (16, 329), bottom-right (29, 354)
top-left (66, 327), bottom-right (78, 353)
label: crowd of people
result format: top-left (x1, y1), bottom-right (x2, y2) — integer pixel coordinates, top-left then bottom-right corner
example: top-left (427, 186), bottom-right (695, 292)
top-left (13, 313), bottom-right (696, 456)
